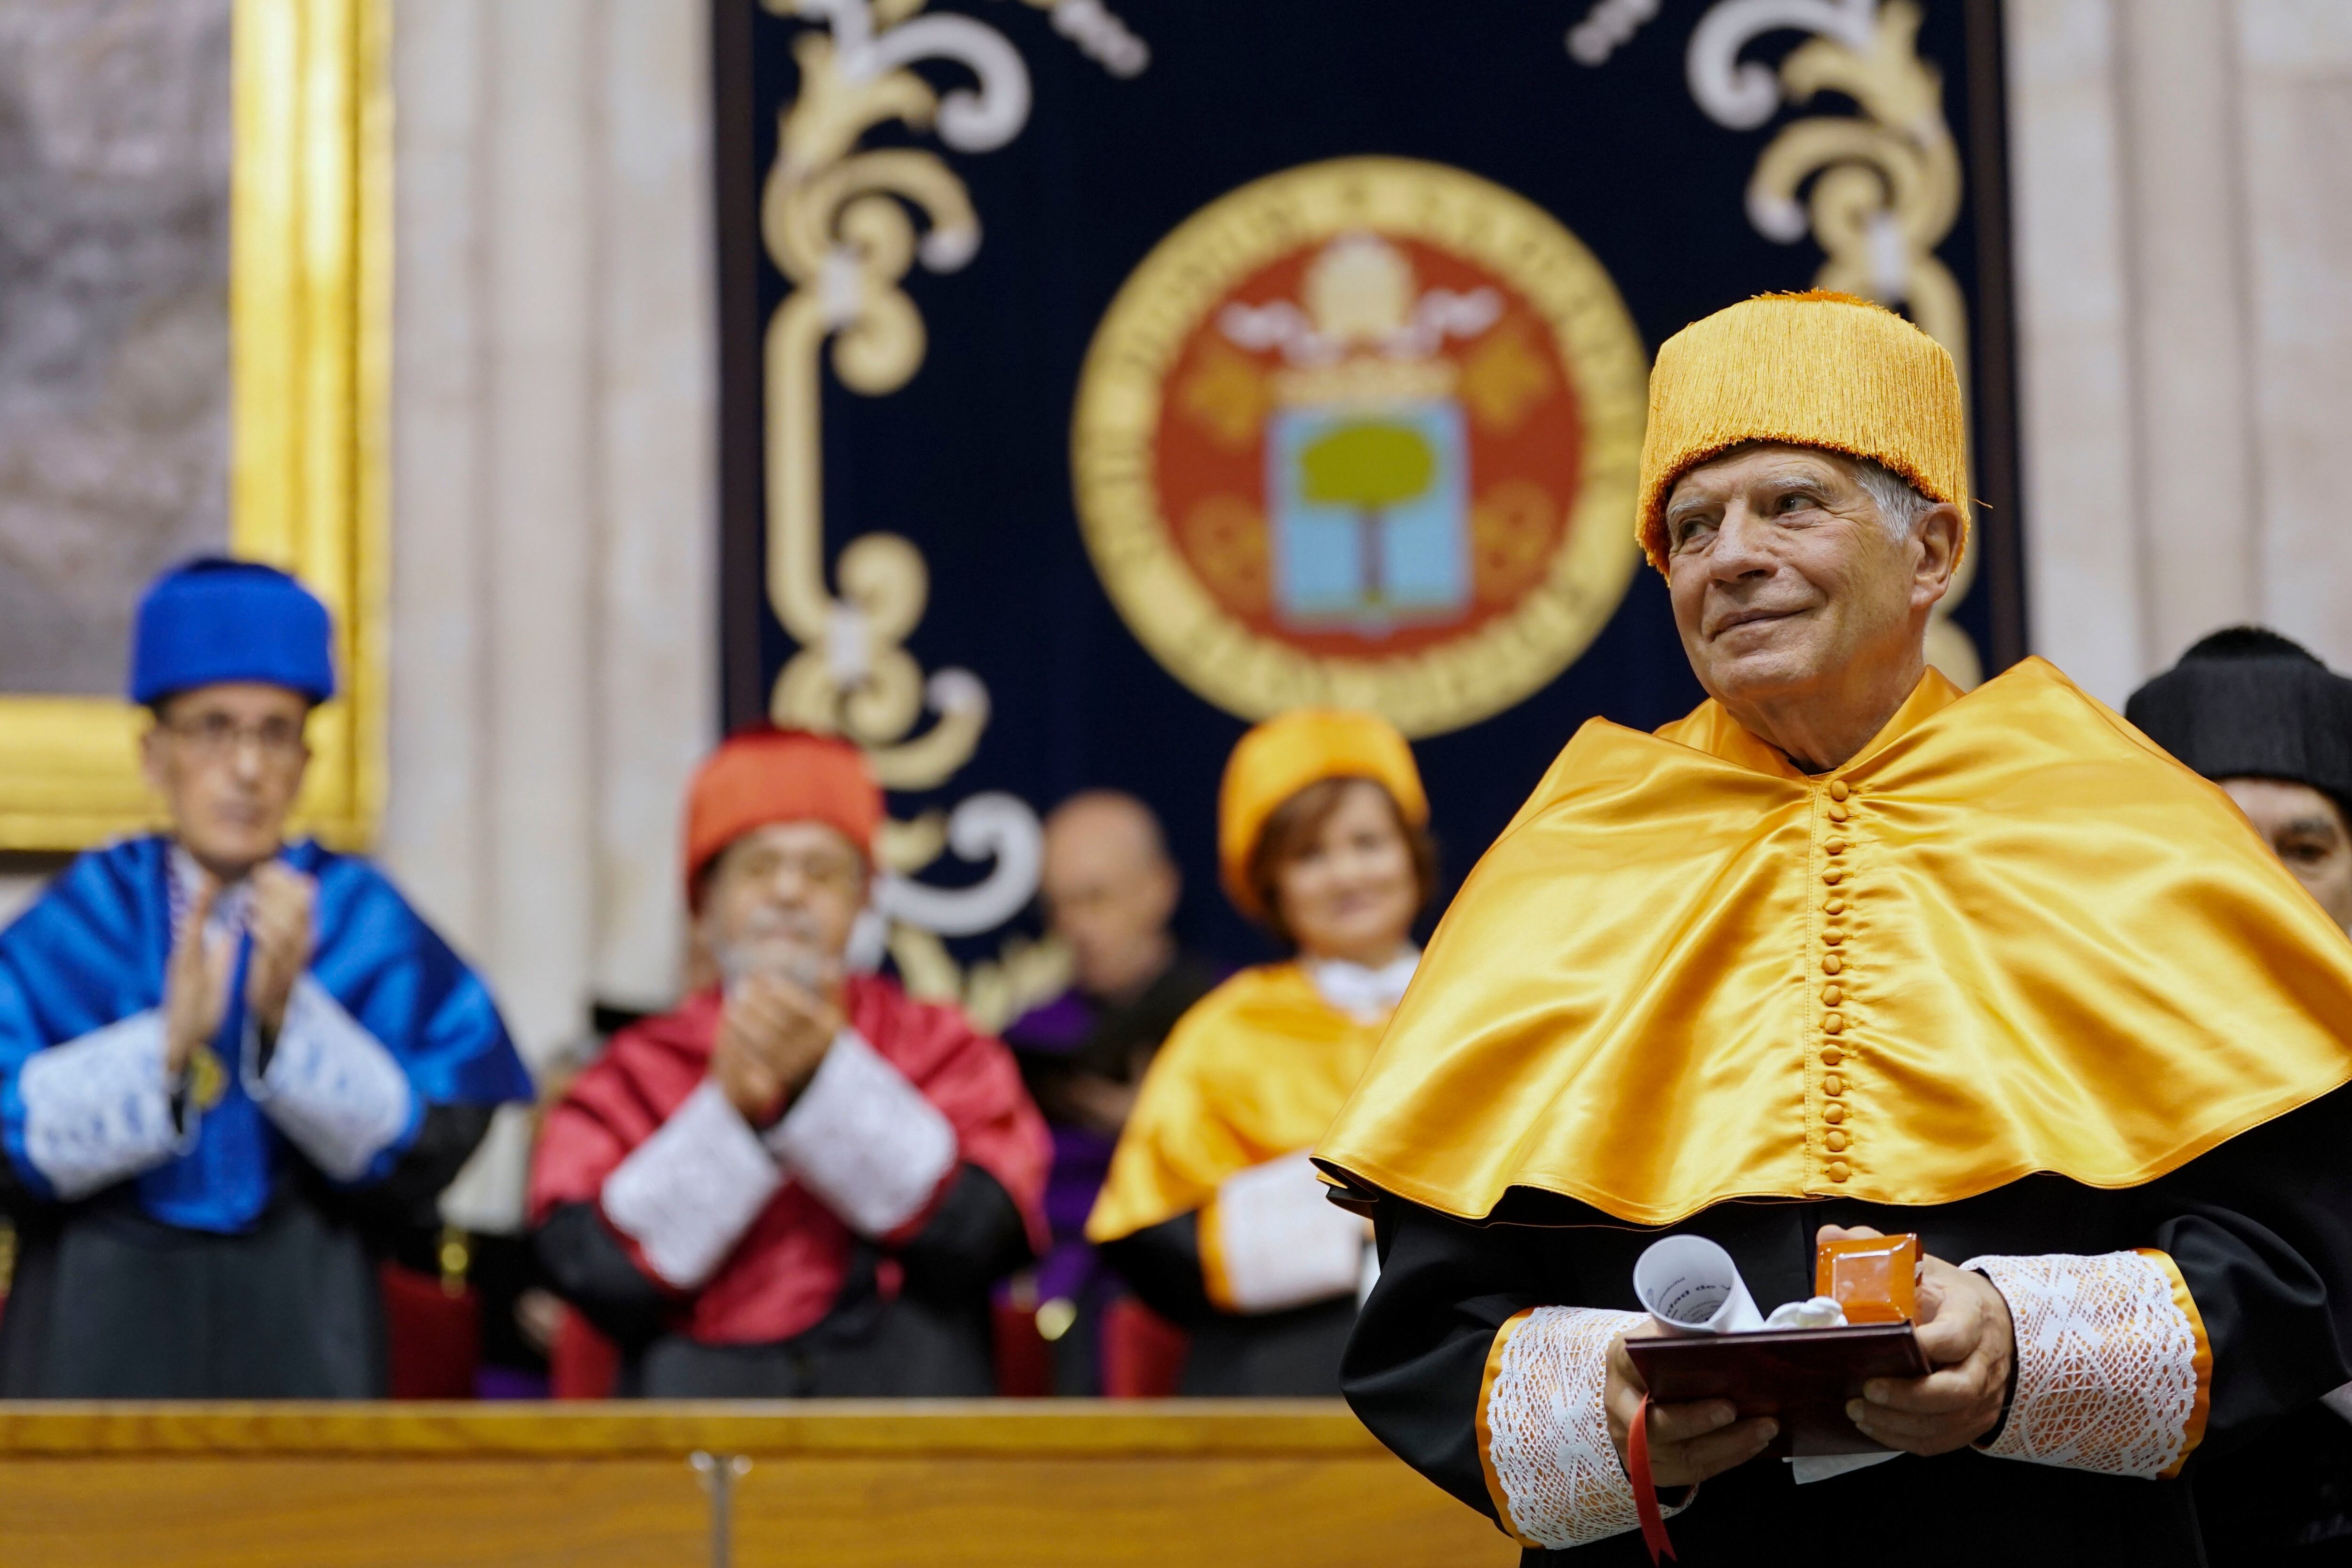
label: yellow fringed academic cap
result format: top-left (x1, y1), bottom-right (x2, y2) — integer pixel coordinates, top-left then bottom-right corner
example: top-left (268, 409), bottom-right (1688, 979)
top-left (1218, 709), bottom-right (1426, 919)
top-left (1635, 291), bottom-right (1970, 573)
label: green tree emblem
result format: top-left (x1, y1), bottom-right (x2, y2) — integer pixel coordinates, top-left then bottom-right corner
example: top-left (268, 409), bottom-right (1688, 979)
top-left (1298, 421), bottom-right (1438, 610)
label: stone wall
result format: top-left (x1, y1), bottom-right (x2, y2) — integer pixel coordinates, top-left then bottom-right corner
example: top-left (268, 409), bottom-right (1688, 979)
top-left (2008, 0), bottom-right (2352, 704)
top-left (385, 0), bottom-right (716, 1227)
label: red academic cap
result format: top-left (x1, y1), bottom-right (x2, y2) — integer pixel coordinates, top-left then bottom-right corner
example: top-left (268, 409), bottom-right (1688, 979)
top-left (683, 728), bottom-right (883, 903)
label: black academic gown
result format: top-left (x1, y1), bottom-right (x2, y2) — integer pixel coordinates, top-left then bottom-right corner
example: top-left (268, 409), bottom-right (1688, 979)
top-left (0, 1104), bottom-right (492, 1398)
top-left (2195, 1401), bottom-right (2352, 1562)
top-left (1343, 1084), bottom-right (2352, 1567)
top-left (1009, 955), bottom-right (1224, 1102)
top-left (1098, 1210), bottom-right (1356, 1396)
top-left (534, 1165), bottom-right (1032, 1397)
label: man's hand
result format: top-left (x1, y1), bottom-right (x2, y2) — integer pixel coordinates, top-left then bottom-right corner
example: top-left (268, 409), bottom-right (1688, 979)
top-left (164, 877), bottom-right (233, 1075)
top-left (709, 968), bottom-right (843, 1124)
top-left (246, 863), bottom-right (318, 1039)
top-left (1605, 1320), bottom-right (1780, 1488)
top-left (1822, 1224), bottom-right (2014, 1454)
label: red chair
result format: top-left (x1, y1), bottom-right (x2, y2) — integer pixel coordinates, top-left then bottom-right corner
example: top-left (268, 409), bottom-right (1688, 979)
top-left (549, 1294), bottom-right (1190, 1398)
top-left (1100, 1296), bottom-right (1188, 1397)
top-left (379, 1261), bottom-right (480, 1400)
top-left (549, 1305), bottom-right (622, 1399)
top-left (992, 1298), bottom-right (1055, 1397)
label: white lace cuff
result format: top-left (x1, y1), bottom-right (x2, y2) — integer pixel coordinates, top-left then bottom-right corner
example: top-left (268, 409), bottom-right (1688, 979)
top-left (602, 1079), bottom-right (782, 1288)
top-left (1200, 1149), bottom-right (1366, 1314)
top-left (247, 978), bottom-right (416, 1181)
top-left (764, 1029), bottom-right (956, 1238)
top-left (1965, 1249), bottom-right (2212, 1479)
top-left (1478, 1306), bottom-right (1689, 1549)
top-left (17, 1010), bottom-right (192, 1199)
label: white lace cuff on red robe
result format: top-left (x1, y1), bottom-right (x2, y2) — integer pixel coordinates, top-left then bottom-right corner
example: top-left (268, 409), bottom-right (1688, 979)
top-left (763, 1029), bottom-right (956, 1238)
top-left (600, 1079), bottom-right (781, 1289)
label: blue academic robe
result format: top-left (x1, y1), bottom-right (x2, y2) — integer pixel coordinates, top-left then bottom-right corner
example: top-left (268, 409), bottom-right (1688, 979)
top-left (0, 836), bottom-right (531, 1397)
top-left (0, 835), bottom-right (530, 1230)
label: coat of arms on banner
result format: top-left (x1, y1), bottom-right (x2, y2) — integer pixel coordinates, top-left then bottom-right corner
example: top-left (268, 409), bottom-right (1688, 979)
top-left (1072, 157), bottom-right (1648, 736)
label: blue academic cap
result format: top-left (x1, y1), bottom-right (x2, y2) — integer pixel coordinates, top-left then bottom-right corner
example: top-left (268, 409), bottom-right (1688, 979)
top-left (129, 557), bottom-right (338, 706)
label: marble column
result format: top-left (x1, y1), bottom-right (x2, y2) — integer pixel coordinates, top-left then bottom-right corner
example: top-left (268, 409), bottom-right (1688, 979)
top-left (2115, 0), bottom-right (2263, 666)
top-left (384, 0), bottom-right (715, 1229)
top-left (2238, 0), bottom-right (2352, 671)
top-left (2005, 0), bottom-right (2146, 705)
top-left (2008, 0), bottom-right (2352, 701)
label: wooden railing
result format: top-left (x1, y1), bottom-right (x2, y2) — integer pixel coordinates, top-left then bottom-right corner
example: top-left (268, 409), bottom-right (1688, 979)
top-left (0, 1400), bottom-right (1514, 1568)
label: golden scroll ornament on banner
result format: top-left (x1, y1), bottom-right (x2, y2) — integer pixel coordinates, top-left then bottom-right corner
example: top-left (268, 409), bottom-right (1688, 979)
top-left (1071, 158), bottom-right (1648, 740)
top-left (760, 0), bottom-right (1142, 1027)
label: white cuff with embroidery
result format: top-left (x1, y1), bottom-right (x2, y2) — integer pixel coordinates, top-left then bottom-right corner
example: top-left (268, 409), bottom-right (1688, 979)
top-left (1965, 1250), bottom-right (2209, 1479)
top-left (17, 1010), bottom-right (193, 1199)
top-left (246, 977), bottom-right (416, 1181)
top-left (602, 1079), bottom-right (782, 1289)
top-left (1481, 1306), bottom-right (1689, 1550)
top-left (764, 1029), bottom-right (957, 1238)
top-left (1205, 1149), bottom-right (1367, 1314)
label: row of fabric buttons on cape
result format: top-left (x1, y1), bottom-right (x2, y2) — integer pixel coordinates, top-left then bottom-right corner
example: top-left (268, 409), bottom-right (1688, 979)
top-left (1819, 779), bottom-right (1854, 1183)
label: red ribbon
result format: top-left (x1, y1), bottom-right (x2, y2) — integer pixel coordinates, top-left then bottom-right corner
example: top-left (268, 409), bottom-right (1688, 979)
top-left (1626, 1393), bottom-right (1677, 1564)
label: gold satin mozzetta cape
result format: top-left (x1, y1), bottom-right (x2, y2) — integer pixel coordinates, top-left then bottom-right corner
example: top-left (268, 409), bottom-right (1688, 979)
top-left (1315, 658), bottom-right (2352, 1226)
top-left (1089, 963), bottom-right (1387, 1243)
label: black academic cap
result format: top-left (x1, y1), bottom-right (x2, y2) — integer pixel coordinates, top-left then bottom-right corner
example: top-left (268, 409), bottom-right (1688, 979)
top-left (2125, 626), bottom-right (2352, 817)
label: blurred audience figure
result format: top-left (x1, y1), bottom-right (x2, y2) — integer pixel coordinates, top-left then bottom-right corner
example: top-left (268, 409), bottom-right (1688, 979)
top-left (2129, 626), bottom-right (2352, 931)
top-left (528, 728), bottom-right (1049, 1396)
top-left (2128, 627), bottom-right (2352, 1560)
top-left (0, 558), bottom-right (532, 1397)
top-left (1087, 710), bottom-right (1434, 1395)
top-left (1001, 791), bottom-right (1218, 1394)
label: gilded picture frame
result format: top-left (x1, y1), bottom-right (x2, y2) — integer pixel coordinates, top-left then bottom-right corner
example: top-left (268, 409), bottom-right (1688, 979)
top-left (0, 0), bottom-right (389, 852)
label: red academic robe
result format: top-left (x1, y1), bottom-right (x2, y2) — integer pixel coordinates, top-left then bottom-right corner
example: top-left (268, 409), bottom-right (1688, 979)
top-left (529, 976), bottom-right (1048, 1347)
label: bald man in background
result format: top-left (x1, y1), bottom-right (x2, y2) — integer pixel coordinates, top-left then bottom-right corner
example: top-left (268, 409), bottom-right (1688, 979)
top-left (1002, 792), bottom-right (1220, 1393)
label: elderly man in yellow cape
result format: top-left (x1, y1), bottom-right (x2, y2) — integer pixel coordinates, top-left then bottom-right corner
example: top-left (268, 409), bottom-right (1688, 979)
top-left (1318, 293), bottom-right (2352, 1566)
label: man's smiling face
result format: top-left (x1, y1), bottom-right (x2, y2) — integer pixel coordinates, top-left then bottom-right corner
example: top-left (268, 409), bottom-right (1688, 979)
top-left (1663, 443), bottom-right (1924, 718)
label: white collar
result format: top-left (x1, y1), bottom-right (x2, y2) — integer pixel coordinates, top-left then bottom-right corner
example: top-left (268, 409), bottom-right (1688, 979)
top-left (167, 844), bottom-right (255, 936)
top-left (1306, 948), bottom-right (1420, 1024)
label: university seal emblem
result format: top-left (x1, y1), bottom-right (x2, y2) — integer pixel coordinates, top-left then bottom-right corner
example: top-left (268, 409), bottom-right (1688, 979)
top-left (1071, 158), bottom-right (1647, 736)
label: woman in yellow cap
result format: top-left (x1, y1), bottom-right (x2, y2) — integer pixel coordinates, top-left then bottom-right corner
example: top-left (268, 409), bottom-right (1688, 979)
top-left (1086, 709), bottom-right (1435, 1396)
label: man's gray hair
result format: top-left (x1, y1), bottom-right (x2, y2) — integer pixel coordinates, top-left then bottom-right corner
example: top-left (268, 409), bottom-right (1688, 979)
top-left (1848, 455), bottom-right (1937, 543)
top-left (1684, 440), bottom-right (1938, 542)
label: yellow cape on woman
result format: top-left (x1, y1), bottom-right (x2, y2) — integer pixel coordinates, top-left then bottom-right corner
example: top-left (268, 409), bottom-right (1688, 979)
top-left (1090, 963), bottom-right (1386, 1243)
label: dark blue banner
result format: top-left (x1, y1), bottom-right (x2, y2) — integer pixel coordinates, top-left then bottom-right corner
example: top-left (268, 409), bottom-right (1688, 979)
top-left (713, 0), bottom-right (2020, 1002)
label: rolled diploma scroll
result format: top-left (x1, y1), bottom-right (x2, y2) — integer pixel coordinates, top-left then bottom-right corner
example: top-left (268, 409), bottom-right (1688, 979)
top-left (1631, 1235), bottom-right (1890, 1484)
top-left (1634, 1234), bottom-right (1767, 1336)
